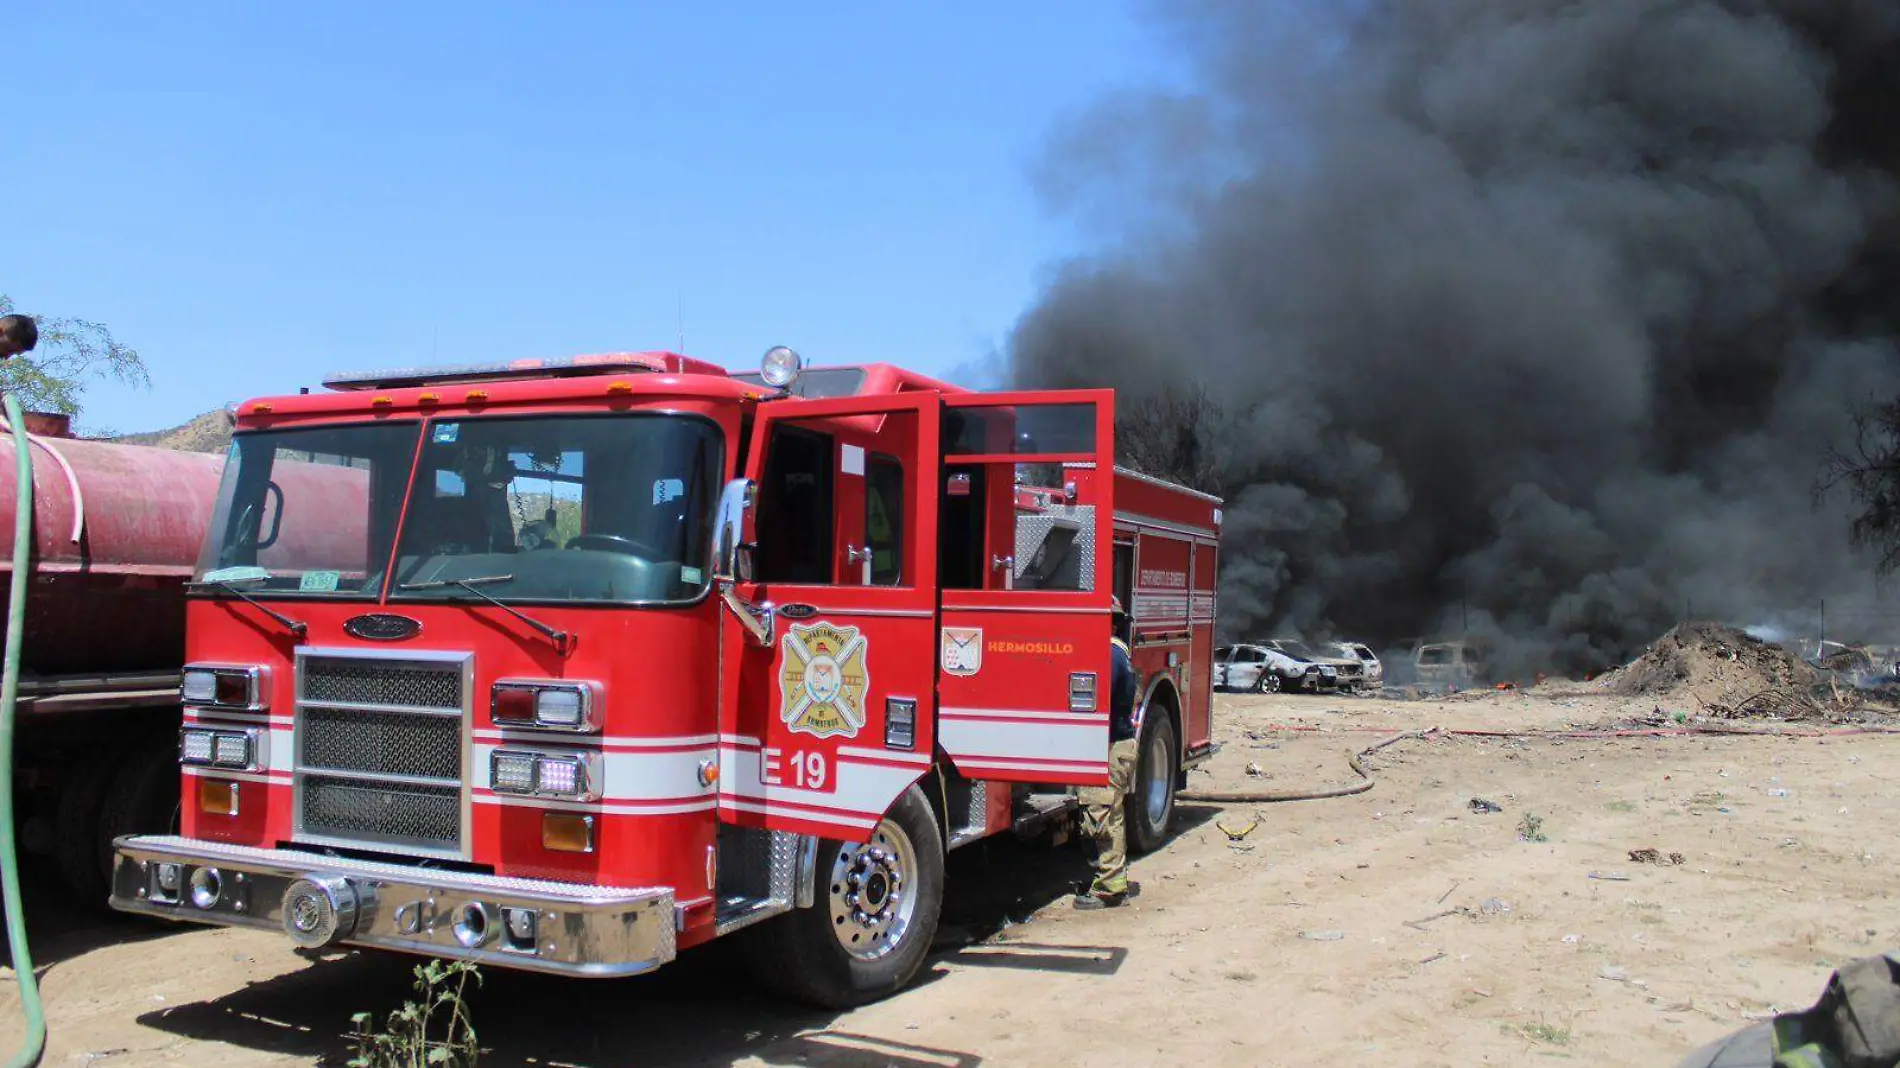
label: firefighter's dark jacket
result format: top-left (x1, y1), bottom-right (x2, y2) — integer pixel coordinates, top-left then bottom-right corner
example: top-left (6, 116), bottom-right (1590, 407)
top-left (1109, 637), bottom-right (1137, 742)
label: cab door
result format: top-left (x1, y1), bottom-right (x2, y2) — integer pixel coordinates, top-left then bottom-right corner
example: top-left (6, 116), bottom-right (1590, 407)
top-left (935, 390), bottom-right (1114, 786)
top-left (716, 394), bottom-right (940, 842)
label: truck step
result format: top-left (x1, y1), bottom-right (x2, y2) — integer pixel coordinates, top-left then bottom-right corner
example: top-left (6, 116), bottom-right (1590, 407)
top-left (1012, 793), bottom-right (1078, 838)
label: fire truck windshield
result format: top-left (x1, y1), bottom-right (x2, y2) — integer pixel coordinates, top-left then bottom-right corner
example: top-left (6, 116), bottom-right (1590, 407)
top-left (388, 413), bottom-right (722, 606)
top-left (196, 421), bottom-right (419, 597)
top-left (195, 414), bottom-right (724, 606)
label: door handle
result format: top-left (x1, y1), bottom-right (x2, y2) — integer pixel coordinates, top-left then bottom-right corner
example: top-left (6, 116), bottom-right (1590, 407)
top-left (991, 554), bottom-right (1013, 571)
top-left (845, 544), bottom-right (869, 564)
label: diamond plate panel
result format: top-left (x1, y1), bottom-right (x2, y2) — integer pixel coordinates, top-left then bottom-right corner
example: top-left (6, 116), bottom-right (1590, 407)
top-left (767, 829), bottom-right (799, 903)
top-left (1014, 505), bottom-right (1095, 592)
top-left (964, 781), bottom-right (989, 835)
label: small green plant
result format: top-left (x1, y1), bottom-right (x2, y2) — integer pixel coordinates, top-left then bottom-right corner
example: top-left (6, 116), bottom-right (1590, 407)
top-left (1509, 1020), bottom-right (1573, 1046)
top-left (346, 959), bottom-right (482, 1067)
top-left (1516, 813), bottom-right (1548, 842)
top-left (1606, 800), bottom-right (1635, 813)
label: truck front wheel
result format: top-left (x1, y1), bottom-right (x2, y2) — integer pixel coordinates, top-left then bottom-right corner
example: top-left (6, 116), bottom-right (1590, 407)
top-left (1127, 708), bottom-right (1179, 854)
top-left (743, 786), bottom-right (944, 1009)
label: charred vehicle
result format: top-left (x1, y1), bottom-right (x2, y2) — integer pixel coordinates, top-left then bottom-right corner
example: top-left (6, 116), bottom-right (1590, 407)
top-left (1214, 641), bottom-right (1335, 693)
top-left (1326, 641), bottom-right (1382, 692)
top-left (1413, 639), bottom-right (1492, 692)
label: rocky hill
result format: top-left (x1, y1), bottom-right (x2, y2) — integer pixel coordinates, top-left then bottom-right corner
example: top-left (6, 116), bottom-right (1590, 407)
top-left (105, 409), bottom-right (233, 454)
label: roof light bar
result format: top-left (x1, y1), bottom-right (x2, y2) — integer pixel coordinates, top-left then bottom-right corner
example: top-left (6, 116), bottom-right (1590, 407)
top-left (322, 353), bottom-right (674, 392)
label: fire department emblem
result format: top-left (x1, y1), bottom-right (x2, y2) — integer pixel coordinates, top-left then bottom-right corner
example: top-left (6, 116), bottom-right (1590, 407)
top-left (779, 621), bottom-right (870, 739)
top-left (940, 627), bottom-right (983, 677)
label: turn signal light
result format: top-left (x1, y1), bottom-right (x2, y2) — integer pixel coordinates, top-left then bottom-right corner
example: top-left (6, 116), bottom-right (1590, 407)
top-left (542, 813), bottom-right (595, 854)
top-left (198, 779), bottom-right (240, 816)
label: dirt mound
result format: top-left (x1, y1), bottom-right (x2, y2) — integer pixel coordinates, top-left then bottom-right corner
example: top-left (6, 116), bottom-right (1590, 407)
top-left (1595, 622), bottom-right (1822, 711)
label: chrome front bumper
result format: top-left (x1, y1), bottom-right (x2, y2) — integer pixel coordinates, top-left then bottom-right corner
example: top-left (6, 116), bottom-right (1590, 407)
top-left (110, 836), bottom-right (677, 978)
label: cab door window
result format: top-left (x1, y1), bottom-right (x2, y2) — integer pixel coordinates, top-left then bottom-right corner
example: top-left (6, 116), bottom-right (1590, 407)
top-left (756, 425), bottom-right (834, 584)
top-left (865, 453), bottom-right (903, 585)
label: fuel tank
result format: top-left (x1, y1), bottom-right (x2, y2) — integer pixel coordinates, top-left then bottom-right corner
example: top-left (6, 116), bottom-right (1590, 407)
top-left (0, 426), bottom-right (227, 675)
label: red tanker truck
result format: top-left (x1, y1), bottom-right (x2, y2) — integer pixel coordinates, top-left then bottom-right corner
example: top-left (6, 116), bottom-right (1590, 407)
top-left (0, 414), bottom-right (367, 906)
top-left (0, 414), bottom-right (225, 904)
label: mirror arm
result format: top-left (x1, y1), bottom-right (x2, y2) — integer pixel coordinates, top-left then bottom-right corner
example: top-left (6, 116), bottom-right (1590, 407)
top-left (719, 583), bottom-right (774, 647)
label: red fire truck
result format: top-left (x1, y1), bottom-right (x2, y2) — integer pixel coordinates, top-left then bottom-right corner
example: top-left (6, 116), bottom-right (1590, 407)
top-left (109, 348), bottom-right (1221, 1007)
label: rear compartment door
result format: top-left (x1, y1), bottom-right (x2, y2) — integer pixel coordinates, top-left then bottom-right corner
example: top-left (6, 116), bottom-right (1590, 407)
top-left (935, 390), bottom-right (1115, 786)
top-left (717, 394), bottom-right (941, 842)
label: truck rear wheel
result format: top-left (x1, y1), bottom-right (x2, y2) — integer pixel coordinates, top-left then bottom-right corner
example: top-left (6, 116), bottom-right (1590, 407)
top-left (97, 745), bottom-right (182, 894)
top-left (54, 747), bottom-right (130, 906)
top-left (743, 787), bottom-right (944, 1009)
top-left (1128, 709), bottom-right (1178, 854)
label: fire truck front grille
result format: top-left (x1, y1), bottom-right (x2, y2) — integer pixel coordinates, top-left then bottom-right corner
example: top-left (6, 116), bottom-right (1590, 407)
top-left (301, 659), bottom-right (463, 709)
top-left (300, 775), bottom-right (463, 847)
top-left (294, 652), bottom-right (470, 858)
top-left (301, 707), bottom-right (461, 781)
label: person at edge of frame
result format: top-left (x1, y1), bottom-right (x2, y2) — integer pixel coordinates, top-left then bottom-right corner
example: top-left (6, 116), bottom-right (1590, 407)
top-left (1074, 594), bottom-right (1142, 910)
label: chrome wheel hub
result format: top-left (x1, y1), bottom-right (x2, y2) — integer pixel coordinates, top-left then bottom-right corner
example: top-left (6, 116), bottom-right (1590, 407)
top-left (1143, 726), bottom-right (1172, 824)
top-left (828, 820), bottom-right (919, 961)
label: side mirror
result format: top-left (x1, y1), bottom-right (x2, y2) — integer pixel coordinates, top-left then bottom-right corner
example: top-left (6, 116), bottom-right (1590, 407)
top-left (712, 477), bottom-right (773, 647)
top-left (711, 478), bottom-right (756, 582)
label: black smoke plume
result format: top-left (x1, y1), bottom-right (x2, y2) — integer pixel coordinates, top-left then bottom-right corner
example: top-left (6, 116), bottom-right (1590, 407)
top-left (1009, 0), bottom-right (1900, 674)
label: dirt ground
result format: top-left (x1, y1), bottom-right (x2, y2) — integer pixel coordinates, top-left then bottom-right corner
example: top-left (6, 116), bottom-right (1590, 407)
top-left (3, 687), bottom-right (1896, 1067)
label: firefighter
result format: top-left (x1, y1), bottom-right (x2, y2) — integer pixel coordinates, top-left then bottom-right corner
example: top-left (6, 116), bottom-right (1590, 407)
top-left (0, 314), bottom-right (38, 359)
top-left (1075, 595), bottom-right (1141, 910)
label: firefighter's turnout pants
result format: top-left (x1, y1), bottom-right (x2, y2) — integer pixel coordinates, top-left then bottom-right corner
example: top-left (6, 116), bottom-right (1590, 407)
top-left (1079, 737), bottom-right (1140, 898)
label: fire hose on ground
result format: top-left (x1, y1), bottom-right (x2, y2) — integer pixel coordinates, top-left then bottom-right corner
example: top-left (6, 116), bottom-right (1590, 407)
top-left (1175, 729), bottom-right (1430, 803)
top-left (1173, 720), bottom-right (1900, 805)
top-left (0, 393), bottom-right (47, 1067)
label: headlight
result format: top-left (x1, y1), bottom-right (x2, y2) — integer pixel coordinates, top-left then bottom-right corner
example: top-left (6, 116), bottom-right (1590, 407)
top-left (179, 727), bottom-right (263, 771)
top-left (491, 681), bottom-right (599, 732)
top-left (181, 665), bottom-right (266, 709)
top-left (489, 749), bottom-right (600, 802)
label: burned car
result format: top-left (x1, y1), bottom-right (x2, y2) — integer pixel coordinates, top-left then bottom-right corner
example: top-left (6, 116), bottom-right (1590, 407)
top-left (1268, 638), bottom-right (1362, 690)
top-left (1326, 641), bottom-right (1383, 692)
top-left (1214, 642), bottom-right (1338, 693)
top-left (1413, 639), bottom-right (1492, 693)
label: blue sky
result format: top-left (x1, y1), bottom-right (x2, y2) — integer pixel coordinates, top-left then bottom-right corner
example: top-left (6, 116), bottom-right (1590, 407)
top-left (6, 3), bottom-right (1173, 434)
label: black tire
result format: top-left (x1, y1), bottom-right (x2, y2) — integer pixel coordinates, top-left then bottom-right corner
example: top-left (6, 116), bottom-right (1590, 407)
top-left (1127, 708), bottom-right (1179, 854)
top-left (743, 787), bottom-right (944, 1009)
top-left (97, 745), bottom-right (182, 898)
top-left (54, 746), bottom-right (130, 906)
top-left (1253, 670), bottom-right (1280, 694)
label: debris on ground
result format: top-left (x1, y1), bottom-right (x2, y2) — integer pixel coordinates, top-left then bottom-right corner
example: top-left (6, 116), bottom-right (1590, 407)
top-left (1628, 848), bottom-right (1685, 866)
top-left (1593, 622), bottom-right (1895, 722)
top-left (1468, 798), bottom-right (1503, 814)
top-left (1298, 929), bottom-right (1345, 942)
top-left (1215, 818), bottom-right (1257, 841)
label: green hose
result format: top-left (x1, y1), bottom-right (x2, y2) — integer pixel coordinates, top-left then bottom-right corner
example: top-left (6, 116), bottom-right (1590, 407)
top-left (0, 394), bottom-right (45, 1067)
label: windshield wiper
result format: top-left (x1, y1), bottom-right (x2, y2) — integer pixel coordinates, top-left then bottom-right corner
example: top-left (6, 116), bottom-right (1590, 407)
top-left (187, 580), bottom-right (309, 640)
top-left (397, 575), bottom-right (572, 656)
